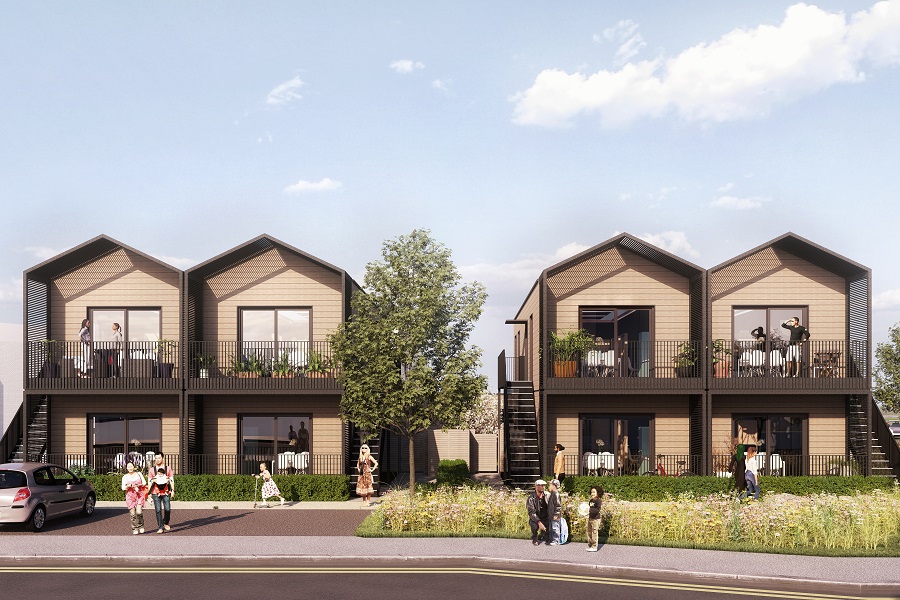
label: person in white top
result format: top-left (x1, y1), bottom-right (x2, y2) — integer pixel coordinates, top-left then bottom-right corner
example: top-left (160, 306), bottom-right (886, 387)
top-left (742, 445), bottom-right (761, 500)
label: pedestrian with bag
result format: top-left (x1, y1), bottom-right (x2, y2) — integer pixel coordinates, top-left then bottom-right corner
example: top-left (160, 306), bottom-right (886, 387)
top-left (526, 479), bottom-right (550, 546)
top-left (148, 454), bottom-right (174, 533)
top-left (121, 461), bottom-right (147, 535)
top-left (547, 478), bottom-right (563, 545)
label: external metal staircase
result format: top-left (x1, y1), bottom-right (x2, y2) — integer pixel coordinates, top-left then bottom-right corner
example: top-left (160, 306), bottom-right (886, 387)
top-left (503, 381), bottom-right (541, 487)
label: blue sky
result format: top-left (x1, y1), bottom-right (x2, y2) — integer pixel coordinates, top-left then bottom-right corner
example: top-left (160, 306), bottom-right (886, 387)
top-left (2, 1), bottom-right (900, 390)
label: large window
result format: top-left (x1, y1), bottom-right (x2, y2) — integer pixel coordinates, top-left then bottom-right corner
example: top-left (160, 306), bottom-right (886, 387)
top-left (239, 415), bottom-right (311, 473)
top-left (581, 308), bottom-right (652, 377)
top-left (90, 415), bottom-right (162, 469)
top-left (732, 307), bottom-right (807, 347)
top-left (581, 415), bottom-right (652, 474)
top-left (91, 308), bottom-right (161, 345)
top-left (240, 308), bottom-right (311, 366)
top-left (734, 414), bottom-right (806, 475)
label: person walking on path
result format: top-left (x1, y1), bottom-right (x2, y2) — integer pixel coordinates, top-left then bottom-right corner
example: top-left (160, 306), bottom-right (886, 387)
top-left (148, 454), bottom-right (174, 533)
top-left (526, 479), bottom-right (550, 546)
top-left (742, 445), bottom-right (761, 501)
top-left (121, 461), bottom-right (147, 535)
top-left (255, 462), bottom-right (285, 507)
top-left (553, 443), bottom-right (566, 487)
top-left (586, 485), bottom-right (603, 552)
top-left (547, 479), bottom-right (563, 546)
top-left (355, 444), bottom-right (378, 506)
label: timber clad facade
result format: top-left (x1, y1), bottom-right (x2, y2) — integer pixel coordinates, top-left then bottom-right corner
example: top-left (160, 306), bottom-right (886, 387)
top-left (11, 234), bottom-right (363, 478)
top-left (500, 232), bottom-right (899, 483)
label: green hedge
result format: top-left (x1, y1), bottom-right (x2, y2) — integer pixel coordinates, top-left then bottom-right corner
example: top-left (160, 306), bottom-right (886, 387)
top-left (436, 460), bottom-right (471, 485)
top-left (565, 475), bottom-right (897, 501)
top-left (86, 474), bottom-right (350, 502)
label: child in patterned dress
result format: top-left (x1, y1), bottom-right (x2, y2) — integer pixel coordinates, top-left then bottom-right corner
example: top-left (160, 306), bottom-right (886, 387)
top-left (255, 462), bottom-right (285, 507)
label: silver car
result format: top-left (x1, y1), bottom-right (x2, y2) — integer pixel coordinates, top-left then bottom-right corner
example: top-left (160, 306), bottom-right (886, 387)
top-left (0, 463), bottom-right (96, 531)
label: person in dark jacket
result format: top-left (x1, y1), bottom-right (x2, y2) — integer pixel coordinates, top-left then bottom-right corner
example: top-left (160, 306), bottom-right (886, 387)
top-left (526, 479), bottom-right (550, 546)
top-left (586, 485), bottom-right (603, 552)
top-left (547, 479), bottom-right (563, 545)
top-left (782, 317), bottom-right (810, 377)
top-left (729, 437), bottom-right (747, 494)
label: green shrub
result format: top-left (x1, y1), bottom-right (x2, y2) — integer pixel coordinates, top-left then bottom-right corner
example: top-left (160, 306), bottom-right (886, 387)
top-left (566, 475), bottom-right (897, 501)
top-left (85, 474), bottom-right (350, 502)
top-left (437, 459), bottom-right (471, 485)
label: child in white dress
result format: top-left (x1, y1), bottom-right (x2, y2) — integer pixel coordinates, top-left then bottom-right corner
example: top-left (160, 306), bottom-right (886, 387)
top-left (255, 462), bottom-right (285, 507)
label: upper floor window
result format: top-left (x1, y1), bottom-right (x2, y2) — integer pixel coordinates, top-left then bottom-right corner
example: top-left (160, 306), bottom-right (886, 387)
top-left (580, 308), bottom-right (651, 345)
top-left (733, 307), bottom-right (807, 346)
top-left (240, 308), bottom-right (310, 345)
top-left (90, 308), bottom-right (161, 344)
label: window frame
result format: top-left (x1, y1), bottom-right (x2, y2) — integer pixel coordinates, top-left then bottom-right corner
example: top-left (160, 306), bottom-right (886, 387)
top-left (88, 307), bottom-right (163, 343)
top-left (87, 414), bottom-right (163, 458)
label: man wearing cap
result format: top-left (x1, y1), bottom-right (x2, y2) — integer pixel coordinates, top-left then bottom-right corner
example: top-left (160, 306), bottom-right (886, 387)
top-left (526, 479), bottom-right (550, 545)
top-left (148, 454), bottom-right (175, 534)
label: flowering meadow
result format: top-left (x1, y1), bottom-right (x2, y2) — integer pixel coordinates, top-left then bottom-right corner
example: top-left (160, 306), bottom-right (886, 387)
top-left (366, 484), bottom-right (900, 553)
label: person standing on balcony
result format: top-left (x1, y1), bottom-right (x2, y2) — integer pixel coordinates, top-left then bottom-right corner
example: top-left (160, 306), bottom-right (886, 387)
top-left (750, 326), bottom-right (767, 351)
top-left (782, 317), bottom-right (810, 377)
top-left (111, 322), bottom-right (123, 378)
top-left (148, 454), bottom-right (174, 533)
top-left (553, 443), bottom-right (566, 487)
top-left (121, 461), bottom-right (147, 535)
top-left (78, 318), bottom-right (91, 378)
top-left (356, 444), bottom-right (378, 506)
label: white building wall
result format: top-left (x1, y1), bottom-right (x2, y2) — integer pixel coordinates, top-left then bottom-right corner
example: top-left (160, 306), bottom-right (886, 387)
top-left (0, 324), bottom-right (23, 438)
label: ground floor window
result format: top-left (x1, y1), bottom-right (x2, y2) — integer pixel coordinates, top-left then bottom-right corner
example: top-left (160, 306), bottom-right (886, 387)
top-left (90, 415), bottom-right (161, 470)
top-left (239, 415), bottom-right (311, 473)
top-left (734, 414), bottom-right (806, 475)
top-left (580, 415), bottom-right (652, 474)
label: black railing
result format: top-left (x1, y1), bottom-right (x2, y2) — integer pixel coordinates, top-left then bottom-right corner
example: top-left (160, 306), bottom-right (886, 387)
top-left (549, 340), bottom-right (702, 379)
top-left (569, 453), bottom-right (702, 476)
top-left (711, 453), bottom-right (863, 477)
top-left (712, 339), bottom-right (867, 379)
top-left (25, 340), bottom-right (180, 390)
top-left (27, 452), bottom-right (345, 476)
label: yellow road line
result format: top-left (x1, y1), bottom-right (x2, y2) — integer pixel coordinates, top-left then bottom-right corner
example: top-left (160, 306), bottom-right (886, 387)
top-left (0, 566), bottom-right (893, 599)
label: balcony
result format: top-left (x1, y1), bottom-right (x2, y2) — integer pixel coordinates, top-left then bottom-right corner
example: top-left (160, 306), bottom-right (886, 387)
top-left (710, 339), bottom-right (869, 392)
top-left (546, 340), bottom-right (703, 391)
top-left (187, 341), bottom-right (342, 392)
top-left (25, 340), bottom-right (180, 391)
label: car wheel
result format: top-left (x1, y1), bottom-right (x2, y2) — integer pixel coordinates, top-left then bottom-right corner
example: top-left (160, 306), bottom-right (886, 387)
top-left (81, 492), bottom-right (96, 517)
top-left (27, 505), bottom-right (47, 532)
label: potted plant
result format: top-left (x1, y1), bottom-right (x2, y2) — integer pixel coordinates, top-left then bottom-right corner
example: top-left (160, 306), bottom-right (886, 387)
top-left (40, 339), bottom-right (63, 378)
top-left (271, 351), bottom-right (295, 378)
top-left (711, 339), bottom-right (732, 378)
top-left (194, 353), bottom-right (216, 378)
top-left (549, 329), bottom-right (593, 377)
top-left (155, 339), bottom-right (177, 378)
top-left (305, 349), bottom-right (332, 378)
top-left (673, 342), bottom-right (698, 377)
top-left (247, 354), bottom-right (264, 378)
top-left (229, 354), bottom-right (249, 378)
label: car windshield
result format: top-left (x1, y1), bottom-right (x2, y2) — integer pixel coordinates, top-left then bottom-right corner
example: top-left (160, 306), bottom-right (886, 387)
top-left (0, 470), bottom-right (27, 489)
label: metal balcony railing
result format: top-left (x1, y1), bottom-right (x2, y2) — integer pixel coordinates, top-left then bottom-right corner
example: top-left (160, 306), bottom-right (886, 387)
top-left (25, 340), bottom-right (180, 390)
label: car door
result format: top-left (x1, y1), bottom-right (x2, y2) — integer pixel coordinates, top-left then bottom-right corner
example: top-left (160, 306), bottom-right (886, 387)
top-left (31, 467), bottom-right (65, 518)
top-left (47, 466), bottom-right (85, 515)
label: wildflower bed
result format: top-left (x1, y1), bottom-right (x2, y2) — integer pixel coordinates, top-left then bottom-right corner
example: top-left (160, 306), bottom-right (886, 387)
top-left (356, 484), bottom-right (900, 556)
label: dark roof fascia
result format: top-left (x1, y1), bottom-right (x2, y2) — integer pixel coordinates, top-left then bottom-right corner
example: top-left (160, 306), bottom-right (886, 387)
top-left (707, 232), bottom-right (870, 278)
top-left (184, 234), bottom-right (350, 282)
top-left (24, 235), bottom-right (182, 283)
top-left (544, 233), bottom-right (705, 280)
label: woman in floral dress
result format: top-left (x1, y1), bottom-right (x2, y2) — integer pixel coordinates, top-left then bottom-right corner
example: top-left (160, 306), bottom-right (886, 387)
top-left (121, 461), bottom-right (147, 534)
top-left (255, 462), bottom-right (285, 507)
top-left (356, 444), bottom-right (378, 506)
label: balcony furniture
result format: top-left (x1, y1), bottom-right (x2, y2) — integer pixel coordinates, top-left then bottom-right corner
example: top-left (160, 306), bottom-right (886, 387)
top-left (769, 350), bottom-right (785, 376)
top-left (582, 452), bottom-right (599, 475)
top-left (738, 349), bottom-right (766, 377)
top-left (813, 351), bottom-right (841, 378)
top-left (278, 451), bottom-right (310, 474)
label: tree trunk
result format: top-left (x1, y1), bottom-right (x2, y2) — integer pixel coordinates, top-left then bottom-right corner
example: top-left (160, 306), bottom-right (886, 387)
top-left (408, 434), bottom-right (416, 497)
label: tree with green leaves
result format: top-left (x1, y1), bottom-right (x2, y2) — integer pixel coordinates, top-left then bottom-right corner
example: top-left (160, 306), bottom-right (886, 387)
top-left (330, 229), bottom-right (487, 496)
top-left (874, 323), bottom-right (900, 413)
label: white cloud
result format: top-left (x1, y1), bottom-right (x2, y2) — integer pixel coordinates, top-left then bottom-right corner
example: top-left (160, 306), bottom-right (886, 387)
top-left (711, 195), bottom-right (770, 210)
top-left (266, 76), bottom-right (304, 106)
top-left (24, 246), bottom-right (61, 261)
top-left (432, 79), bottom-right (448, 91)
top-left (0, 277), bottom-right (22, 302)
top-left (390, 60), bottom-right (425, 74)
top-left (283, 178), bottom-right (343, 194)
top-left (460, 242), bottom-right (590, 294)
top-left (874, 289), bottom-right (900, 310)
top-left (512, 1), bottom-right (900, 128)
top-left (600, 19), bottom-right (647, 65)
top-left (717, 182), bottom-right (735, 193)
top-left (615, 230), bottom-right (700, 259)
top-left (257, 133), bottom-right (273, 144)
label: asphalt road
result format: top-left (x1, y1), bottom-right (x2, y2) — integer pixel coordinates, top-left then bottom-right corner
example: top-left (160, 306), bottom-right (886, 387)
top-left (0, 507), bottom-right (367, 536)
top-left (2, 570), bottom-right (887, 600)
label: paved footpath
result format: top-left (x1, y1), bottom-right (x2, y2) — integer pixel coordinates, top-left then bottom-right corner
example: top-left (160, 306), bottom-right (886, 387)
top-left (1, 501), bottom-right (898, 596)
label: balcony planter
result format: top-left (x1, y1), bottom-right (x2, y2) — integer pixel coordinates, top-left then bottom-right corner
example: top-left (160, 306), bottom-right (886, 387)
top-left (305, 349), bottom-right (333, 378)
top-left (549, 329), bottom-right (593, 378)
top-left (673, 342), bottom-right (698, 378)
top-left (711, 339), bottom-right (732, 378)
top-left (39, 340), bottom-right (63, 378)
top-left (713, 361), bottom-right (731, 378)
top-left (156, 339), bottom-right (177, 379)
top-left (554, 360), bottom-right (578, 378)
